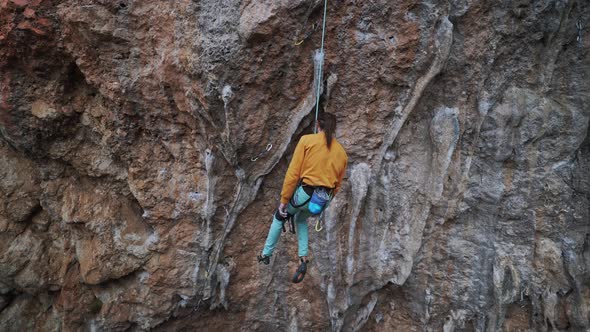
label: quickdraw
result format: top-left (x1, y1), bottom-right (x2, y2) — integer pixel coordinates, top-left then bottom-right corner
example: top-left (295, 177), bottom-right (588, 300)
top-left (577, 19), bottom-right (583, 47)
top-left (315, 210), bottom-right (325, 232)
top-left (250, 143), bottom-right (272, 161)
top-left (293, 23), bottom-right (318, 46)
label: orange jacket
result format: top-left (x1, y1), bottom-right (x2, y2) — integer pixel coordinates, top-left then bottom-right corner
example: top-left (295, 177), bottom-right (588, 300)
top-left (280, 132), bottom-right (348, 204)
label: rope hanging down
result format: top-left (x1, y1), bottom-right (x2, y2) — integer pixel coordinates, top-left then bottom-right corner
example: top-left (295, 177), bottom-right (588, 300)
top-left (314, 0), bottom-right (328, 134)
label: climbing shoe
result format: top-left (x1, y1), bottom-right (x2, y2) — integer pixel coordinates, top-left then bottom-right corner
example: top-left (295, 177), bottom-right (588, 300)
top-left (292, 258), bottom-right (309, 283)
top-left (257, 254), bottom-right (270, 265)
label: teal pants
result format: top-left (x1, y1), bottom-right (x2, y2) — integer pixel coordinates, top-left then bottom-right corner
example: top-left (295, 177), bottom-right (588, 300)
top-left (262, 186), bottom-right (313, 257)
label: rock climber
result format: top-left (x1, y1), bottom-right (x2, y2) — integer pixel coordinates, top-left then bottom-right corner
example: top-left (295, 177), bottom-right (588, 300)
top-left (258, 112), bottom-right (348, 283)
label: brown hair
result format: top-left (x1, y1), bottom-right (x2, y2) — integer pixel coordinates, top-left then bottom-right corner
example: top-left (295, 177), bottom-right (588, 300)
top-left (318, 112), bottom-right (337, 149)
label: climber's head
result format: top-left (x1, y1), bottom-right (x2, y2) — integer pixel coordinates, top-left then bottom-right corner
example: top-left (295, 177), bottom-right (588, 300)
top-left (317, 112), bottom-right (337, 149)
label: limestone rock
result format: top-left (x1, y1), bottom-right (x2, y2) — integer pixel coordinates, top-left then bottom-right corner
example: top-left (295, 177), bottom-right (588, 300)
top-left (0, 0), bottom-right (588, 331)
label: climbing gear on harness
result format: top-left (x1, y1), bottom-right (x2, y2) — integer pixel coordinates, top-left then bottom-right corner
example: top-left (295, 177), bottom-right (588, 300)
top-left (313, 0), bottom-right (328, 134)
top-left (257, 254), bottom-right (270, 265)
top-left (308, 187), bottom-right (330, 215)
top-left (251, 143), bottom-right (272, 161)
top-left (275, 210), bottom-right (295, 234)
top-left (289, 182), bottom-right (332, 215)
top-left (315, 210), bottom-right (325, 232)
top-left (292, 257), bottom-right (309, 283)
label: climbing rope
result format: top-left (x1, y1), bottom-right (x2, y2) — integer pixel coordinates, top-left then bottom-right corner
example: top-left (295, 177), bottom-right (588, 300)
top-left (314, 0), bottom-right (328, 134)
top-left (312, 0), bottom-right (329, 232)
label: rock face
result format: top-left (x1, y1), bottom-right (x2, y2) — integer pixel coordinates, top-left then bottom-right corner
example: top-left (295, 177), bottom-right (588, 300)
top-left (1, 0), bottom-right (589, 331)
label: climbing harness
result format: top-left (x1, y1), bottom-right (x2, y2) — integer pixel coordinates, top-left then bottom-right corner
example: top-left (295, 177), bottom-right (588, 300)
top-left (286, 183), bottom-right (332, 233)
top-left (289, 182), bottom-right (332, 216)
top-left (289, 184), bottom-right (313, 208)
top-left (292, 258), bottom-right (308, 283)
top-left (314, 0), bottom-right (328, 134)
top-left (250, 143), bottom-right (272, 161)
